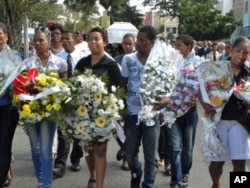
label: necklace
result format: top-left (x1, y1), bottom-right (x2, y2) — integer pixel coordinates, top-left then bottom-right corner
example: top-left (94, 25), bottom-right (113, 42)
top-left (51, 46), bottom-right (63, 53)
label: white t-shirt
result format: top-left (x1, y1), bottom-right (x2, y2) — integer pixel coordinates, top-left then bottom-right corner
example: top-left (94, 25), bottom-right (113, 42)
top-left (74, 41), bottom-right (90, 56)
top-left (121, 52), bottom-right (144, 115)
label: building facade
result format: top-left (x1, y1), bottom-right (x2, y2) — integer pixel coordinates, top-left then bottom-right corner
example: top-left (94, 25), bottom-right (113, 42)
top-left (242, 0), bottom-right (250, 37)
top-left (216, 0), bottom-right (233, 15)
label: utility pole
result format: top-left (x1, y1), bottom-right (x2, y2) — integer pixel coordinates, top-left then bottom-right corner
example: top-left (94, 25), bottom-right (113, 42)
top-left (23, 13), bottom-right (29, 59)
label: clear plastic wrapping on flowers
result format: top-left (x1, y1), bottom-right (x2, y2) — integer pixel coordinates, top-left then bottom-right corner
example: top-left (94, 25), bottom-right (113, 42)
top-left (0, 46), bottom-right (24, 97)
top-left (138, 39), bottom-right (182, 126)
top-left (61, 69), bottom-right (125, 143)
top-left (162, 55), bottom-right (207, 126)
top-left (233, 79), bottom-right (250, 102)
top-left (197, 60), bottom-right (234, 107)
top-left (197, 60), bottom-right (234, 158)
top-left (200, 115), bottom-right (226, 159)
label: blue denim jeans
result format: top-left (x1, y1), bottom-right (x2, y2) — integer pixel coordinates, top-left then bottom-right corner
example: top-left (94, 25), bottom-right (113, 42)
top-left (28, 119), bottom-right (57, 188)
top-left (0, 105), bottom-right (19, 185)
top-left (124, 115), bottom-right (160, 188)
top-left (167, 106), bottom-right (198, 185)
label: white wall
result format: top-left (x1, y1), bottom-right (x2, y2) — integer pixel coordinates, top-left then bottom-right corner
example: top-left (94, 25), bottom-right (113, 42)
top-left (216, 0), bottom-right (233, 15)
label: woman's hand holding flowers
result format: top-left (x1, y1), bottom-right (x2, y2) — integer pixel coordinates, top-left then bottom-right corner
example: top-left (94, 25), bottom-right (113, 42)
top-left (202, 103), bottom-right (216, 116)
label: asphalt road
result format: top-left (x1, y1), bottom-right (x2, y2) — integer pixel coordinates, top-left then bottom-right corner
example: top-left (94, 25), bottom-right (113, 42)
top-left (9, 104), bottom-right (250, 188)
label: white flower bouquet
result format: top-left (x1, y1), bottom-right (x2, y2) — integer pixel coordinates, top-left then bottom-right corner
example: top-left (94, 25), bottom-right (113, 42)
top-left (0, 46), bottom-right (24, 97)
top-left (61, 69), bottom-right (125, 143)
top-left (139, 39), bottom-right (181, 126)
top-left (12, 68), bottom-right (71, 133)
top-left (197, 60), bottom-right (234, 158)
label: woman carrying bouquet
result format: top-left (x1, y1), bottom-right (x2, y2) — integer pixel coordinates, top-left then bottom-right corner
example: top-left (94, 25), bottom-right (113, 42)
top-left (23, 26), bottom-right (67, 188)
top-left (154, 34), bottom-right (199, 188)
top-left (200, 37), bottom-right (250, 188)
top-left (75, 27), bottom-right (123, 188)
top-left (0, 22), bottom-right (22, 188)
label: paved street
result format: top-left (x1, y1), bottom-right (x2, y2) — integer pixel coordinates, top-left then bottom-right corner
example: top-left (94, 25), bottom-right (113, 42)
top-left (9, 105), bottom-right (250, 188)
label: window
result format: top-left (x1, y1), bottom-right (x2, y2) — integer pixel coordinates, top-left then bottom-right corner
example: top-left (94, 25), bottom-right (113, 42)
top-left (245, 0), bottom-right (249, 14)
top-left (173, 27), bottom-right (177, 34)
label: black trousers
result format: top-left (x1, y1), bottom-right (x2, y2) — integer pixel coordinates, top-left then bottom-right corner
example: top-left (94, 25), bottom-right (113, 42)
top-left (54, 129), bottom-right (83, 169)
top-left (158, 125), bottom-right (171, 164)
top-left (0, 105), bottom-right (19, 185)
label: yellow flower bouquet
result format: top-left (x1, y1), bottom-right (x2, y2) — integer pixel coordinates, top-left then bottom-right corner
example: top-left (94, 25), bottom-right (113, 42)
top-left (61, 69), bottom-right (125, 143)
top-left (12, 68), bottom-right (70, 133)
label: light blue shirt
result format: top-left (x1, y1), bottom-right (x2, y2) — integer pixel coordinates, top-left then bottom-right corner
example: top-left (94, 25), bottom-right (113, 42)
top-left (121, 52), bottom-right (144, 115)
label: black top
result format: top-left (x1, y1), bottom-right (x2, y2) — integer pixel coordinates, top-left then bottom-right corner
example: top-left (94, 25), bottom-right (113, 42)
top-left (197, 47), bottom-right (212, 57)
top-left (221, 65), bottom-right (250, 120)
top-left (75, 54), bottom-right (123, 91)
top-left (114, 54), bottom-right (124, 65)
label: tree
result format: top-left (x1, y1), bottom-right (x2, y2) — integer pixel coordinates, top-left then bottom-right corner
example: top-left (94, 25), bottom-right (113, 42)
top-left (143, 0), bottom-right (239, 40)
top-left (108, 2), bottom-right (143, 29)
top-left (0, 0), bottom-right (39, 51)
top-left (63, 0), bottom-right (99, 30)
top-left (63, 0), bottom-right (130, 30)
top-left (29, 2), bottom-right (63, 27)
top-left (99, 0), bottom-right (126, 11)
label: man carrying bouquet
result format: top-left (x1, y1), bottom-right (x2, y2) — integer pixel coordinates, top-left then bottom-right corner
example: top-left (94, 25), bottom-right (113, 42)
top-left (53, 30), bottom-right (86, 179)
top-left (121, 25), bottom-right (160, 188)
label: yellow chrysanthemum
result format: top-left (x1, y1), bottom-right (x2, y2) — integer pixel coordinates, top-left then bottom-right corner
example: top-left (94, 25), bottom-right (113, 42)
top-left (54, 104), bottom-right (61, 111)
top-left (22, 104), bottom-right (31, 113)
top-left (38, 74), bottom-right (47, 86)
top-left (210, 96), bottom-right (223, 106)
top-left (56, 79), bottom-right (64, 86)
top-left (94, 92), bottom-right (102, 101)
top-left (76, 123), bottom-right (85, 132)
top-left (41, 111), bottom-right (46, 118)
top-left (13, 95), bottom-right (19, 103)
top-left (20, 111), bottom-right (29, 118)
top-left (49, 72), bottom-right (57, 77)
top-left (36, 86), bottom-right (43, 92)
top-left (95, 116), bottom-right (106, 128)
top-left (77, 106), bottom-right (88, 116)
top-left (30, 113), bottom-right (36, 119)
top-left (51, 94), bottom-right (57, 100)
top-left (29, 100), bottom-right (39, 108)
top-left (46, 104), bottom-right (53, 111)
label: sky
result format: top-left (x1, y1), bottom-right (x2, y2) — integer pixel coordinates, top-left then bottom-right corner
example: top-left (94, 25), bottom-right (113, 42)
top-left (129, 0), bottom-right (152, 14)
